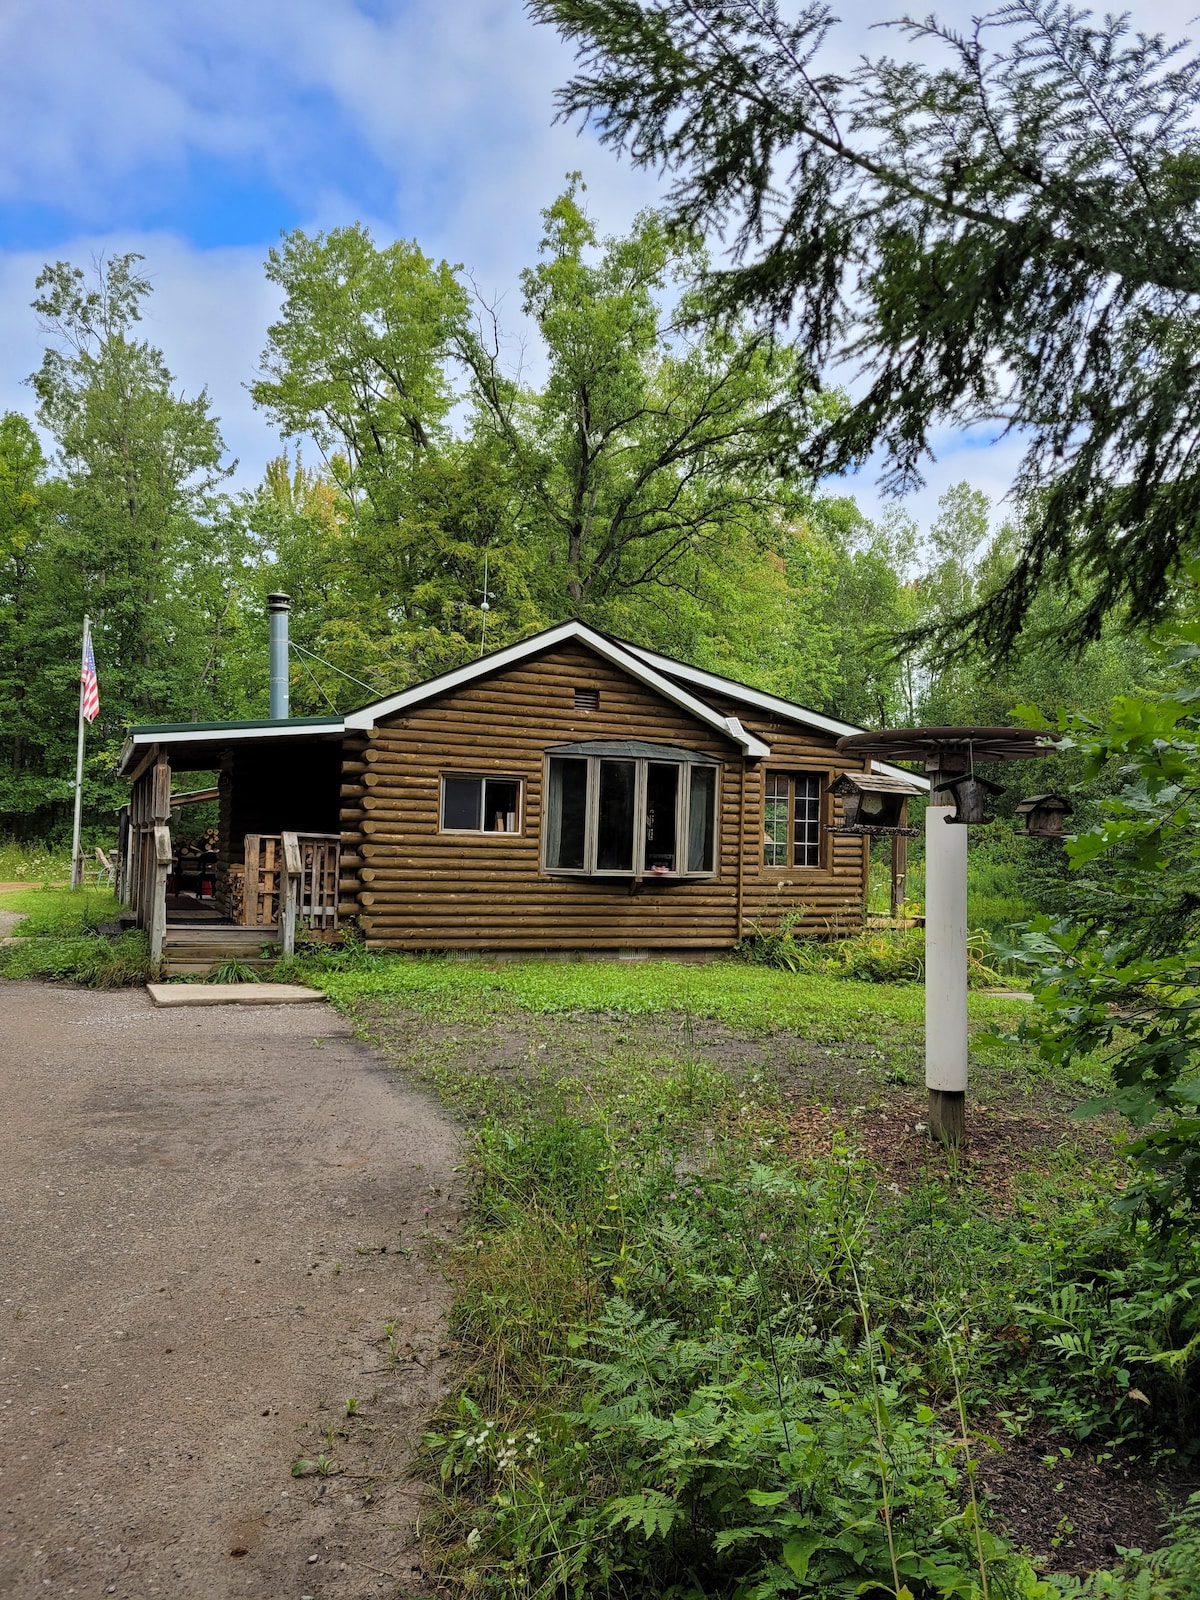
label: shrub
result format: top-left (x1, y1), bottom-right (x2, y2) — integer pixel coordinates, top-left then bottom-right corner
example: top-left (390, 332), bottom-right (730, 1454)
top-left (738, 922), bottom-right (1003, 986)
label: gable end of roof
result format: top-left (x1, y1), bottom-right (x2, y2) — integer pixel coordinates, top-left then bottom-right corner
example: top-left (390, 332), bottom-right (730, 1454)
top-left (344, 622), bottom-right (771, 758)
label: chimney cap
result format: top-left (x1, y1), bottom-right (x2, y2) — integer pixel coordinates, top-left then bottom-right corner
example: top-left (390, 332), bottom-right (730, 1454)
top-left (267, 592), bottom-right (291, 612)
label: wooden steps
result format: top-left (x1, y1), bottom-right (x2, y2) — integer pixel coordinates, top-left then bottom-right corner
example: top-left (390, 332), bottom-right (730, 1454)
top-left (162, 924), bottom-right (280, 977)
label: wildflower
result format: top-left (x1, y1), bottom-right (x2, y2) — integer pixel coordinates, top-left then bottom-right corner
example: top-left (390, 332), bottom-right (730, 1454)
top-left (758, 1232), bottom-right (769, 1241)
top-left (466, 1529), bottom-right (481, 1551)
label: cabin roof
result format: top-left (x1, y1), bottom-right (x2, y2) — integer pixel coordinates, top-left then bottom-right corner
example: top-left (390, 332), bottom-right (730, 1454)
top-left (618, 639), bottom-right (929, 790)
top-left (117, 621), bottom-right (928, 788)
top-left (116, 715), bottom-right (345, 774)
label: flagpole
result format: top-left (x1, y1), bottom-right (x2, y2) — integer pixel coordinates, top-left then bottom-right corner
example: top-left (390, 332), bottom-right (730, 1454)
top-left (69, 615), bottom-right (90, 891)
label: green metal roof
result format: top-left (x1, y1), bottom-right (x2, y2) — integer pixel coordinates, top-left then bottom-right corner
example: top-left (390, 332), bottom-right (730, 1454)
top-left (127, 715), bottom-right (343, 736)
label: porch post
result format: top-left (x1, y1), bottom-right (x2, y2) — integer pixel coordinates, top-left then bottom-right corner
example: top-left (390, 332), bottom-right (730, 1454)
top-left (149, 824), bottom-right (172, 966)
top-left (281, 831), bottom-right (302, 958)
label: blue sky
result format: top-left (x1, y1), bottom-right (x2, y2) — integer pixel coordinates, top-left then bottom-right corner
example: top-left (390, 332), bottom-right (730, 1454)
top-left (0, 0), bottom-right (1189, 536)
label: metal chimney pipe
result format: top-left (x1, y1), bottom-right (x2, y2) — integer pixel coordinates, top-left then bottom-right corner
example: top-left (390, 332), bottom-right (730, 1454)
top-left (267, 593), bottom-right (290, 719)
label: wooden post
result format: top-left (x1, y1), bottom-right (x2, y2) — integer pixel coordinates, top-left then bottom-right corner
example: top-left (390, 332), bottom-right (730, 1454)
top-left (243, 834), bottom-right (260, 926)
top-left (149, 824), bottom-right (172, 967)
top-left (890, 811), bottom-right (908, 919)
top-left (281, 831), bottom-right (302, 958)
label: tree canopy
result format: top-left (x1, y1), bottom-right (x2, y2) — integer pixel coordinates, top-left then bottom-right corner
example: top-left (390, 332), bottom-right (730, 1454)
top-left (531, 0), bottom-right (1200, 654)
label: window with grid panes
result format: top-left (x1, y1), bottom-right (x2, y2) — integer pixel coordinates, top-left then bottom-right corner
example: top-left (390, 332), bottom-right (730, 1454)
top-left (763, 771), bottom-right (824, 868)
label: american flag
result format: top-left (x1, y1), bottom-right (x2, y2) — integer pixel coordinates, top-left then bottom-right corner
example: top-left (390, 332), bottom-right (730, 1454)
top-left (80, 632), bottom-right (99, 724)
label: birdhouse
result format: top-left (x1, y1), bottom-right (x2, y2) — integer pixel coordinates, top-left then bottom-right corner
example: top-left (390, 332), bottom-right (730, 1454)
top-left (934, 772), bottom-right (1004, 825)
top-left (828, 772), bottom-right (921, 836)
top-left (1015, 792), bottom-right (1074, 839)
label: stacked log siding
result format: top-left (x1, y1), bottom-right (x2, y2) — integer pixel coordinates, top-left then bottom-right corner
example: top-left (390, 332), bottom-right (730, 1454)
top-left (339, 640), bottom-right (872, 952)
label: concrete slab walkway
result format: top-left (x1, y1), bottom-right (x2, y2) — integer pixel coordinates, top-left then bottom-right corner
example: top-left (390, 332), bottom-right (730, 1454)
top-left (146, 983), bottom-right (324, 1007)
top-left (0, 983), bottom-right (461, 1599)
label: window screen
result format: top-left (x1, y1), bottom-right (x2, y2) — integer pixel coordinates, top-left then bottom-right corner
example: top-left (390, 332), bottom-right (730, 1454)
top-left (442, 775), bottom-right (481, 831)
top-left (687, 765), bottom-right (716, 872)
top-left (596, 760), bottom-right (636, 871)
top-left (546, 757), bottom-right (587, 869)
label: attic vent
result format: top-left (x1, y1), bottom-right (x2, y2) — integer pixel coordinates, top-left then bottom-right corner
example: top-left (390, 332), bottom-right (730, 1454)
top-left (574, 687), bottom-right (600, 711)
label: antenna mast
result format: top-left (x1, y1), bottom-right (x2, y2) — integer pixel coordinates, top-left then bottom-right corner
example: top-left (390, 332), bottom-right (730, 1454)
top-left (479, 550), bottom-right (491, 658)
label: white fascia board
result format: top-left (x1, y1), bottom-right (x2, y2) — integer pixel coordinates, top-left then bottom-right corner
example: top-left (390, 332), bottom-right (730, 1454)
top-left (623, 643), bottom-right (930, 791)
top-left (116, 720), bottom-right (344, 774)
top-left (345, 621), bottom-right (772, 758)
top-left (342, 622), bottom-right (581, 728)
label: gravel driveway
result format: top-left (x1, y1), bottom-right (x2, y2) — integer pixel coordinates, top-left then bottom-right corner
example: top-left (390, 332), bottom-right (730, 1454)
top-left (0, 983), bottom-right (461, 1599)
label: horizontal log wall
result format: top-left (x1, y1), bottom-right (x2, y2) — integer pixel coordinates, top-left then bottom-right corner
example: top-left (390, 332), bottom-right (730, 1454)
top-left (338, 640), bottom-right (870, 952)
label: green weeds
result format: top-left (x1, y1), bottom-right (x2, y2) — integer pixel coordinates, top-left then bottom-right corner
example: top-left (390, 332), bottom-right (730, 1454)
top-left (0, 837), bottom-right (72, 884)
top-left (0, 886), bottom-right (149, 987)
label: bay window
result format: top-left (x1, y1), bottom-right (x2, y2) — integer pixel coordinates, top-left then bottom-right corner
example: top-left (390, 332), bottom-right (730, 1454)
top-left (544, 743), bottom-right (719, 877)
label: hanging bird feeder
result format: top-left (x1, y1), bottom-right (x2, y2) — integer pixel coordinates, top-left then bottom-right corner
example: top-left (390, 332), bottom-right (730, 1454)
top-left (827, 772), bottom-right (921, 836)
top-left (1015, 792), bottom-right (1074, 839)
top-left (934, 771), bottom-right (1004, 825)
top-left (835, 725), bottom-right (1059, 1147)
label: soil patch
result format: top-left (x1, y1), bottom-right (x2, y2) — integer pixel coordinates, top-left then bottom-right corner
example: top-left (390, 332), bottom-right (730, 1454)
top-left (976, 1428), bottom-right (1195, 1574)
top-left (785, 1100), bottom-right (1115, 1203)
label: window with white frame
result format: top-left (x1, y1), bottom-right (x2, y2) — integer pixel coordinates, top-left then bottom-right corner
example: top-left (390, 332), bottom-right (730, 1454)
top-left (543, 744), bottom-right (718, 876)
top-left (764, 771), bottom-right (824, 868)
top-left (441, 774), bottom-right (522, 834)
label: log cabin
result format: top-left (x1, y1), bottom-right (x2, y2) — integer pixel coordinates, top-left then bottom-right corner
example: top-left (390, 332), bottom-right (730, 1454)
top-left (115, 620), bottom-right (926, 974)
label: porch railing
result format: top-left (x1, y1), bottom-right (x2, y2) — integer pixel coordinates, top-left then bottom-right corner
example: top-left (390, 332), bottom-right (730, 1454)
top-left (241, 832), bottom-right (340, 948)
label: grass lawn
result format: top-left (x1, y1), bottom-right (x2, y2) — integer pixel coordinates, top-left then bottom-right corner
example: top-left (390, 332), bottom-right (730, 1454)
top-left (294, 950), bottom-right (1200, 1597)
top-left (0, 886), bottom-right (150, 985)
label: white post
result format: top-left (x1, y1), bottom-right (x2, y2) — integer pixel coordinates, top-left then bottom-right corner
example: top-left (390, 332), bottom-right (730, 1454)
top-left (69, 615), bottom-right (90, 891)
top-left (925, 787), bottom-right (969, 1143)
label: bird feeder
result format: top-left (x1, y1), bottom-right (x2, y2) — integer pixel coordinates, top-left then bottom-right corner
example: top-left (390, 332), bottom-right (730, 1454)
top-left (934, 771), bottom-right (1004, 825)
top-left (827, 772), bottom-right (921, 836)
top-left (835, 725), bottom-right (1058, 1147)
top-left (1015, 792), bottom-right (1073, 839)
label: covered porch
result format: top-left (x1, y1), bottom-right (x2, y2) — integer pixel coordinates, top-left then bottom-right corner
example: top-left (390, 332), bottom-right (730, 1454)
top-left (116, 716), bottom-right (346, 972)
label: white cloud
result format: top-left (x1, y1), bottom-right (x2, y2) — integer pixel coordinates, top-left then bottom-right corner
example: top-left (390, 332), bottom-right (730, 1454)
top-left (0, 0), bottom-right (1190, 523)
top-left (0, 236), bottom-right (282, 487)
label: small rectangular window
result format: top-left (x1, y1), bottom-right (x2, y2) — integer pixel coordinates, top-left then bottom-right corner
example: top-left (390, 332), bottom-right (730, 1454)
top-left (644, 762), bottom-right (680, 872)
top-left (574, 687), bottom-right (599, 710)
top-left (441, 774), bottom-right (523, 833)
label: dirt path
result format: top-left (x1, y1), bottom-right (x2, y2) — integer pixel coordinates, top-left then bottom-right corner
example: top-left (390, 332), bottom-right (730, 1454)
top-left (0, 983), bottom-right (462, 1600)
